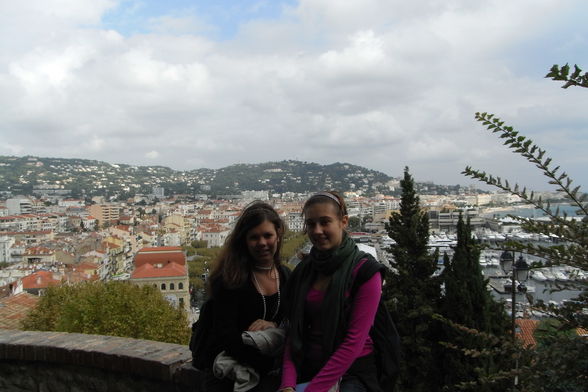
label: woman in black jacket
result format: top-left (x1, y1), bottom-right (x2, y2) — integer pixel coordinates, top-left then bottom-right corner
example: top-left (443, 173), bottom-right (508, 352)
top-left (204, 201), bottom-right (290, 392)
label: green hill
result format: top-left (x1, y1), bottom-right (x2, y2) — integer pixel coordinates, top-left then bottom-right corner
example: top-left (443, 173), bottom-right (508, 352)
top-left (0, 156), bottom-right (398, 199)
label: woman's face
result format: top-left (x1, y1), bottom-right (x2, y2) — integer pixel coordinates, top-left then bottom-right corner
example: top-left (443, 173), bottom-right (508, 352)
top-left (304, 202), bottom-right (349, 252)
top-left (246, 220), bottom-right (279, 266)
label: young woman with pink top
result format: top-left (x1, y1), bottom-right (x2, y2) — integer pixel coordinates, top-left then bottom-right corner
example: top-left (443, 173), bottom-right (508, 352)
top-left (280, 192), bottom-right (384, 392)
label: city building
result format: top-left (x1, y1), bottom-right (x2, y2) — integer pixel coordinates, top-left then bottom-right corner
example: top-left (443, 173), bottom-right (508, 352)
top-left (6, 197), bottom-right (33, 215)
top-left (21, 270), bottom-right (61, 295)
top-left (88, 204), bottom-right (120, 227)
top-left (130, 247), bottom-right (189, 311)
top-left (22, 247), bottom-right (56, 265)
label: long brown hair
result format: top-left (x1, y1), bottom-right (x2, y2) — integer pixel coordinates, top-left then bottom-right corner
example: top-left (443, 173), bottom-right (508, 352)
top-left (208, 201), bottom-right (285, 291)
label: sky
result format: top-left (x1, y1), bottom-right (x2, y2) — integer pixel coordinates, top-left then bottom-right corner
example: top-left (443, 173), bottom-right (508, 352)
top-left (1, 0), bottom-right (587, 191)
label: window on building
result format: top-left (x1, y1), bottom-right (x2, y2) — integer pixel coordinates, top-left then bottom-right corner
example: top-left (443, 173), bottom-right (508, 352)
top-left (179, 282), bottom-right (184, 290)
top-left (170, 283), bottom-right (175, 290)
top-left (161, 283), bottom-right (166, 290)
top-left (179, 298), bottom-right (184, 307)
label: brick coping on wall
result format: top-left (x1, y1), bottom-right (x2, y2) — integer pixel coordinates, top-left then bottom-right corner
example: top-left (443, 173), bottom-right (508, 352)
top-left (0, 329), bottom-right (200, 388)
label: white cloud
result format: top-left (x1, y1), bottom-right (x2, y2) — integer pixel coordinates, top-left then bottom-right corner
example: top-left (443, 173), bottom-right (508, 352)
top-left (0, 0), bottom-right (587, 190)
top-left (145, 150), bottom-right (159, 159)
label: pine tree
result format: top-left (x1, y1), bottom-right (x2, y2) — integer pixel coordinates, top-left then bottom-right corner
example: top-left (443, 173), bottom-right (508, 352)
top-left (383, 167), bottom-right (443, 392)
top-left (438, 214), bottom-right (510, 389)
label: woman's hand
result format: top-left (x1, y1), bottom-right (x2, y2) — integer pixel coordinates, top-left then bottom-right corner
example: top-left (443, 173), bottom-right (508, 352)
top-left (247, 319), bottom-right (277, 331)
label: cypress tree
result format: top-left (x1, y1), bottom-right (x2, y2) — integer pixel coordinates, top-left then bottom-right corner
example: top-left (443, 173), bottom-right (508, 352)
top-left (383, 167), bottom-right (443, 392)
top-left (439, 214), bottom-right (510, 389)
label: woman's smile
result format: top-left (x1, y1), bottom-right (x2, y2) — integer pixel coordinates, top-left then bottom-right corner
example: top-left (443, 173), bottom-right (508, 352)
top-left (304, 203), bottom-right (348, 252)
top-left (246, 220), bottom-right (279, 266)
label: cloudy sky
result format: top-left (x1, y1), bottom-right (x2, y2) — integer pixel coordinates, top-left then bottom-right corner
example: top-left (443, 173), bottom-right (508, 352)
top-left (1, 0), bottom-right (587, 190)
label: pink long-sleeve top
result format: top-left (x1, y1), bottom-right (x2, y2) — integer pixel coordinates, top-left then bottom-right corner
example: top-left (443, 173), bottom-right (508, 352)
top-left (280, 263), bottom-right (382, 392)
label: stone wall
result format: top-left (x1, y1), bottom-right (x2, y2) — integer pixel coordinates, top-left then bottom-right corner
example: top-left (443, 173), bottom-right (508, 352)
top-left (0, 330), bottom-right (202, 392)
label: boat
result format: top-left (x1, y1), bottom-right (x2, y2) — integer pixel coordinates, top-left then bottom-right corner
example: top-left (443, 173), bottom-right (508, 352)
top-left (503, 279), bottom-right (536, 294)
top-left (530, 270), bottom-right (548, 282)
top-left (552, 267), bottom-right (568, 281)
top-left (541, 269), bottom-right (556, 281)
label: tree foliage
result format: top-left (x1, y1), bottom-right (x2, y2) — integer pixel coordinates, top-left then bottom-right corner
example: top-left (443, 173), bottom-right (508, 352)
top-left (280, 231), bottom-right (307, 264)
top-left (545, 63), bottom-right (588, 89)
top-left (459, 64), bottom-right (588, 390)
top-left (348, 216), bottom-right (362, 232)
top-left (521, 333), bottom-right (588, 392)
top-left (438, 215), bottom-right (511, 390)
top-left (462, 66), bottom-right (588, 332)
top-left (21, 281), bottom-right (190, 344)
top-left (463, 112), bottom-right (588, 270)
top-left (384, 167), bottom-right (443, 392)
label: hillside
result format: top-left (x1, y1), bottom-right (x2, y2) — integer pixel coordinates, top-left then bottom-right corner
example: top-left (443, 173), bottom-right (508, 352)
top-left (0, 156), bottom-right (399, 199)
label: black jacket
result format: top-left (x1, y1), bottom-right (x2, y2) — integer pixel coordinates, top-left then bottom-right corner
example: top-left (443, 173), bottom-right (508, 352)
top-left (210, 264), bottom-right (291, 374)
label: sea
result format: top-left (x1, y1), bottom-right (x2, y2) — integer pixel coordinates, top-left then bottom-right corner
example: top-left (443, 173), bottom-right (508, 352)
top-left (481, 203), bottom-right (585, 219)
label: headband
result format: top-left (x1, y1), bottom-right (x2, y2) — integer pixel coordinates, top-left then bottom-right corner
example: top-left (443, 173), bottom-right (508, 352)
top-left (309, 192), bottom-right (341, 206)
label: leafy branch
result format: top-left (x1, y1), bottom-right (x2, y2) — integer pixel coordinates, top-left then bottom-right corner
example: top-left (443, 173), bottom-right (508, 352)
top-left (462, 113), bottom-right (588, 267)
top-left (433, 314), bottom-right (530, 391)
top-left (545, 64), bottom-right (588, 89)
top-left (465, 113), bottom-right (587, 215)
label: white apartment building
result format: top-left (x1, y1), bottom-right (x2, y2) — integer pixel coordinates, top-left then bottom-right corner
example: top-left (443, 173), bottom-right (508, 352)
top-left (6, 197), bottom-right (33, 215)
top-left (58, 199), bottom-right (85, 208)
top-left (0, 236), bottom-right (15, 263)
top-left (201, 227), bottom-right (230, 248)
top-left (241, 190), bottom-right (269, 201)
top-left (286, 212), bottom-right (304, 232)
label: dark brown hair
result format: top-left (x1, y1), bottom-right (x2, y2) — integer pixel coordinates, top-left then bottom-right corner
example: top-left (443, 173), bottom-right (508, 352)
top-left (209, 201), bottom-right (285, 290)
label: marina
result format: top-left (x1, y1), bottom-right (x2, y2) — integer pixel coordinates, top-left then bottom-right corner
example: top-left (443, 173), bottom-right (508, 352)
top-left (427, 223), bottom-right (586, 318)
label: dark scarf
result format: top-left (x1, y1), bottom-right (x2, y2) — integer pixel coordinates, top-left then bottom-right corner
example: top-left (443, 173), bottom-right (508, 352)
top-left (287, 234), bottom-right (362, 369)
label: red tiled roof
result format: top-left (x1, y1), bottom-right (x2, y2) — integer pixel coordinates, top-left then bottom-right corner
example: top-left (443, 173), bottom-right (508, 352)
top-left (515, 319), bottom-right (540, 347)
top-left (22, 271), bottom-right (61, 290)
top-left (23, 247), bottom-right (55, 256)
top-left (139, 246), bottom-right (183, 252)
top-left (134, 252), bottom-right (186, 267)
top-left (1, 231), bottom-right (53, 235)
top-left (0, 292), bottom-right (40, 329)
top-left (134, 247), bottom-right (186, 267)
top-left (131, 261), bottom-right (187, 279)
top-left (64, 270), bottom-right (99, 283)
top-left (103, 241), bottom-right (122, 248)
top-left (72, 262), bottom-right (99, 271)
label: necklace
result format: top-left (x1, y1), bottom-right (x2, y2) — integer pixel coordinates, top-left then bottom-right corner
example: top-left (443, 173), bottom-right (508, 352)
top-left (253, 264), bottom-right (273, 271)
top-left (251, 266), bottom-right (281, 321)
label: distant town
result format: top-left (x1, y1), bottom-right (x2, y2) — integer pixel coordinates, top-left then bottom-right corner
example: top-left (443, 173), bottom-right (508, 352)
top-left (0, 155), bottom-right (573, 329)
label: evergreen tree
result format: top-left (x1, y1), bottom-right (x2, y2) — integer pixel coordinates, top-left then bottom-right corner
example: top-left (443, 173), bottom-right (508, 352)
top-left (438, 215), bottom-right (510, 389)
top-left (383, 167), bottom-right (443, 392)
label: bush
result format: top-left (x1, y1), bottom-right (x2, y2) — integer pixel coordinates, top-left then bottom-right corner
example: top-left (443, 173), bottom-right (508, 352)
top-left (21, 281), bottom-right (190, 344)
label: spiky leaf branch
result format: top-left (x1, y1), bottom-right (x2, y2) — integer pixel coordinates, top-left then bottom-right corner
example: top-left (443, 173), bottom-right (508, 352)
top-left (545, 64), bottom-right (588, 89)
top-left (466, 112), bottom-right (587, 215)
top-left (462, 113), bottom-right (588, 269)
